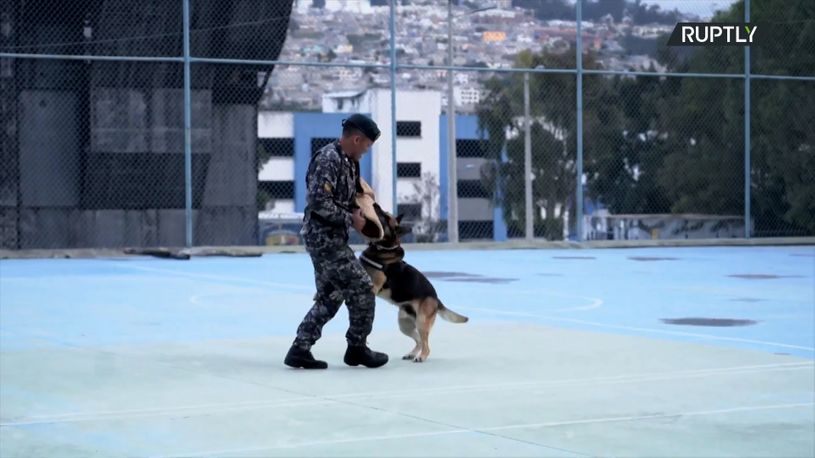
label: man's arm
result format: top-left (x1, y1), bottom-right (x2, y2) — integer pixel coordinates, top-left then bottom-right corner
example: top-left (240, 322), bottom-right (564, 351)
top-left (307, 152), bottom-right (353, 228)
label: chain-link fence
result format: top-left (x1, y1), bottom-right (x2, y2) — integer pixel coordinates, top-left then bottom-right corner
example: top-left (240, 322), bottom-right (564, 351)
top-left (1, 0), bottom-right (813, 250)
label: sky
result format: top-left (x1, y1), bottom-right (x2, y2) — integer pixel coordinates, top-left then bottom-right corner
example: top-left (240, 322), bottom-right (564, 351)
top-left (294, 1), bottom-right (743, 20)
top-left (640, 0), bottom-right (740, 19)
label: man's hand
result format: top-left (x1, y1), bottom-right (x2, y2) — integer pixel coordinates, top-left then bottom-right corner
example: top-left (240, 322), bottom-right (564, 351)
top-left (352, 208), bottom-right (366, 232)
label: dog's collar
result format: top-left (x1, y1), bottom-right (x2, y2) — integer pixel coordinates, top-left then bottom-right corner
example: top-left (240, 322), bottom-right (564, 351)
top-left (359, 254), bottom-right (384, 271)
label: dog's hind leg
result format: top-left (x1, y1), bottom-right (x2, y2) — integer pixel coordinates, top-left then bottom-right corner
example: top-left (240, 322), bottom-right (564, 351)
top-left (398, 306), bottom-right (421, 360)
top-left (414, 298), bottom-right (438, 363)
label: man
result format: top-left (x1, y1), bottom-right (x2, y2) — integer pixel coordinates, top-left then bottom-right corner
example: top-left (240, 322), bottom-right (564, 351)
top-left (284, 114), bottom-right (389, 369)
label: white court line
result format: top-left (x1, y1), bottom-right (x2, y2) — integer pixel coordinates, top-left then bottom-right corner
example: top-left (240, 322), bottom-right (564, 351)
top-left (532, 292), bottom-right (602, 312)
top-left (456, 305), bottom-right (815, 352)
top-left (165, 402), bottom-right (814, 457)
top-left (187, 287), bottom-right (603, 312)
top-left (110, 262), bottom-right (312, 293)
top-left (660, 285), bottom-right (813, 301)
top-left (522, 366), bottom-right (814, 394)
top-left (329, 364), bottom-right (814, 401)
top-left (0, 398), bottom-right (326, 427)
top-left (3, 362), bottom-right (810, 427)
top-left (114, 262), bottom-right (604, 312)
top-left (479, 402), bottom-right (815, 431)
top-left (163, 430), bottom-right (476, 457)
top-left (188, 289), bottom-right (305, 305)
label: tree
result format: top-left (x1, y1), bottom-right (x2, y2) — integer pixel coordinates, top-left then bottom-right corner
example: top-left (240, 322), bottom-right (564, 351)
top-left (583, 74), bottom-right (674, 215)
top-left (477, 50), bottom-right (585, 239)
top-left (477, 49), bottom-right (672, 239)
top-left (406, 172), bottom-right (444, 243)
top-left (481, 0), bottom-right (814, 237)
top-left (656, 0), bottom-right (815, 234)
top-left (748, 0), bottom-right (815, 234)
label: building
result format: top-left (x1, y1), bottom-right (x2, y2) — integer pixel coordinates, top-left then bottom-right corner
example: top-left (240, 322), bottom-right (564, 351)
top-left (322, 89), bottom-right (443, 222)
top-left (256, 88), bottom-right (509, 244)
top-left (482, 31), bottom-right (507, 43)
top-left (1, 0), bottom-right (294, 249)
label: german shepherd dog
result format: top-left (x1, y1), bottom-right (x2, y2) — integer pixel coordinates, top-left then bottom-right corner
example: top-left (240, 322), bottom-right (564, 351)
top-left (359, 204), bottom-right (469, 362)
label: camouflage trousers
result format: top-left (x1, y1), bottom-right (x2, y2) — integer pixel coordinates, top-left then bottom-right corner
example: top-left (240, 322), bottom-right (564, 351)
top-left (293, 231), bottom-right (375, 349)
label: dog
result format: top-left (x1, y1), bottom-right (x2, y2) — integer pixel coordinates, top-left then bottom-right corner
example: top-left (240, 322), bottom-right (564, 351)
top-left (358, 204), bottom-right (469, 362)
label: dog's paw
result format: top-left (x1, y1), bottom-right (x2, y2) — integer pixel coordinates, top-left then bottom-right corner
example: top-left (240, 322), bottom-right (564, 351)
top-left (412, 356), bottom-right (426, 363)
top-left (402, 353), bottom-right (416, 360)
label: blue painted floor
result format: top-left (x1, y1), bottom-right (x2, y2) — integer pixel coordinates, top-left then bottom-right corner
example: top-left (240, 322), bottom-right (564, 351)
top-left (1, 245), bottom-right (814, 457)
top-left (2, 246), bottom-right (813, 357)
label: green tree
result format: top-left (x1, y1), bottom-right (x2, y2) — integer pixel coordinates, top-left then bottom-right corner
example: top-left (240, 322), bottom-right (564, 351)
top-left (477, 50), bottom-right (673, 238)
top-left (584, 73), bottom-right (674, 215)
top-left (657, 0), bottom-right (814, 234)
top-left (480, 0), bottom-right (814, 237)
top-left (477, 50), bottom-right (591, 239)
top-left (749, 0), bottom-right (815, 234)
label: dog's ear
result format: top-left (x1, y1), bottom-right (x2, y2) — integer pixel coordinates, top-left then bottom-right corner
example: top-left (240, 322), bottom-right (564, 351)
top-left (397, 223), bottom-right (412, 235)
top-left (396, 214), bottom-right (404, 224)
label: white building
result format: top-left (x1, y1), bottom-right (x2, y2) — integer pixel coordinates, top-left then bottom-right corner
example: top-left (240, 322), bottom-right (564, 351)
top-left (257, 111), bottom-right (296, 215)
top-left (440, 86), bottom-right (488, 109)
top-left (322, 89), bottom-right (443, 220)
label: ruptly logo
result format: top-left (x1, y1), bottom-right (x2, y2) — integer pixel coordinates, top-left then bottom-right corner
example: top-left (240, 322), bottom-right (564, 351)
top-left (667, 23), bottom-right (760, 46)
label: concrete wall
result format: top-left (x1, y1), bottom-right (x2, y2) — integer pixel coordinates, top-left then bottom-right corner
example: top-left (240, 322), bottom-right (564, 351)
top-left (194, 104), bottom-right (258, 245)
top-left (1, 0), bottom-right (294, 249)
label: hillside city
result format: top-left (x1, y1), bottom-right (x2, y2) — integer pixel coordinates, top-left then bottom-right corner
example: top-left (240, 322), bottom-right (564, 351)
top-left (263, 0), bottom-right (695, 112)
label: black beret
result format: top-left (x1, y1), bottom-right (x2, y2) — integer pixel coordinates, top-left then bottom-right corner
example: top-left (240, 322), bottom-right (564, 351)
top-left (342, 114), bottom-right (381, 142)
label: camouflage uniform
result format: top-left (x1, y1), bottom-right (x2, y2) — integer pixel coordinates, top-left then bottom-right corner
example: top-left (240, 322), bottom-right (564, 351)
top-left (292, 140), bottom-right (375, 350)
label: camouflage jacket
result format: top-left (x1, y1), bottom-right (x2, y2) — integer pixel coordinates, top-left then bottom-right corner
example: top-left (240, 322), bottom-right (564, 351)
top-left (302, 141), bottom-right (360, 237)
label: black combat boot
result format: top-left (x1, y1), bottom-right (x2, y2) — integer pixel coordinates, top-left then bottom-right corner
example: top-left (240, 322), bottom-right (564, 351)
top-left (344, 344), bottom-right (389, 368)
top-left (284, 346), bottom-right (328, 369)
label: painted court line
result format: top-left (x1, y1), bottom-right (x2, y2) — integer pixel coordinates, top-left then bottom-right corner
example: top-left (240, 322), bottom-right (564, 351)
top-left (117, 261), bottom-right (603, 312)
top-left (0, 398), bottom-right (327, 427)
top-left (456, 306), bottom-right (815, 352)
top-left (345, 364), bottom-right (814, 401)
top-left (479, 402), bottom-right (815, 431)
top-left (3, 362), bottom-right (810, 427)
top-left (186, 287), bottom-right (604, 313)
top-left (166, 402), bottom-right (813, 456)
top-left (327, 362), bottom-right (813, 399)
top-left (111, 262), bottom-right (312, 293)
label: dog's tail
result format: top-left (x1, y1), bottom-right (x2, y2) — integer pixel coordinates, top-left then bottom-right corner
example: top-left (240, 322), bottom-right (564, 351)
top-left (438, 302), bottom-right (469, 323)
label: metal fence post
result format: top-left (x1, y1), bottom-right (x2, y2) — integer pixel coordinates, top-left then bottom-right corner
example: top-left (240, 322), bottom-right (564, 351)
top-left (390, 0), bottom-right (398, 215)
top-left (524, 72), bottom-right (533, 240)
top-left (744, 0), bottom-right (751, 238)
top-left (182, 0), bottom-right (193, 247)
top-left (447, 0), bottom-right (459, 243)
top-left (575, 0), bottom-right (584, 242)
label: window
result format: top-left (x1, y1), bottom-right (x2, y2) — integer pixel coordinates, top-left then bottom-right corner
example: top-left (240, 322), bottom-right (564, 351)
top-left (396, 203), bottom-right (422, 221)
top-left (258, 181), bottom-right (294, 199)
top-left (396, 121), bottom-right (421, 137)
top-left (456, 139), bottom-right (488, 158)
top-left (457, 180), bottom-right (490, 198)
top-left (397, 162), bottom-right (421, 178)
top-left (258, 138), bottom-right (294, 157)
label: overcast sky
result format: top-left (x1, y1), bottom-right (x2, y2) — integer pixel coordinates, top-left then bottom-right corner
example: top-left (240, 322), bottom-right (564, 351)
top-left (639, 0), bottom-right (739, 19)
top-left (297, 1), bottom-right (743, 20)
